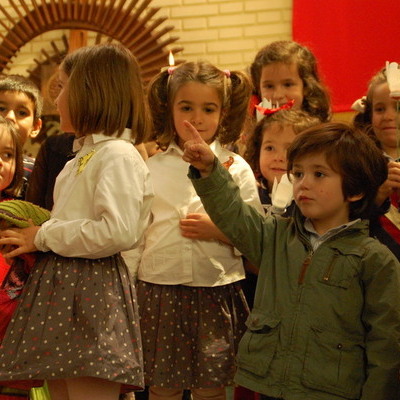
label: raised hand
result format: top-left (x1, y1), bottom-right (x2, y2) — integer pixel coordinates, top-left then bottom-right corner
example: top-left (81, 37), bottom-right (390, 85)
top-left (181, 120), bottom-right (216, 176)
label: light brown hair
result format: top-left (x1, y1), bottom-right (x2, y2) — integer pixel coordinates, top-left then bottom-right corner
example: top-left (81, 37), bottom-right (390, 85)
top-left (61, 43), bottom-right (150, 143)
top-left (353, 68), bottom-right (387, 136)
top-left (250, 40), bottom-right (331, 122)
top-left (287, 122), bottom-right (388, 219)
top-left (147, 61), bottom-right (252, 147)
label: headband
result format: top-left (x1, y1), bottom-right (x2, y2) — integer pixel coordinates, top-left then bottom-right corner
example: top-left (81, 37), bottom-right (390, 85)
top-left (255, 99), bottom-right (295, 121)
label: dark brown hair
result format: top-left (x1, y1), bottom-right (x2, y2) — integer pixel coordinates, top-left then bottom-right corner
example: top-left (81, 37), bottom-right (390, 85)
top-left (0, 75), bottom-right (43, 122)
top-left (0, 117), bottom-right (23, 197)
top-left (147, 61), bottom-right (252, 147)
top-left (245, 109), bottom-right (319, 177)
top-left (287, 122), bottom-right (388, 219)
top-left (250, 40), bottom-right (331, 122)
top-left (61, 43), bottom-right (150, 143)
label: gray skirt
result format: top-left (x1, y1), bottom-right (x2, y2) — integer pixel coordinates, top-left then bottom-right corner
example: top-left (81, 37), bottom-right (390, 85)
top-left (0, 252), bottom-right (144, 391)
top-left (137, 280), bottom-right (249, 389)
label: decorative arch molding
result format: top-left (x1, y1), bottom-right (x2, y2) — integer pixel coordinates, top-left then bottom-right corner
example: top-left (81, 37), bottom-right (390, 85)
top-left (0, 0), bottom-right (183, 81)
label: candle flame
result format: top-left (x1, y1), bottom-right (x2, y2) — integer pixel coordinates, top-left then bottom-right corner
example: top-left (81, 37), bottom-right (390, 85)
top-left (168, 51), bottom-right (175, 66)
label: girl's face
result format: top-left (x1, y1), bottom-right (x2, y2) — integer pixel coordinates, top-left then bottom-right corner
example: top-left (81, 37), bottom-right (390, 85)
top-left (173, 82), bottom-right (222, 149)
top-left (371, 82), bottom-right (400, 158)
top-left (259, 122), bottom-right (296, 191)
top-left (260, 62), bottom-right (304, 109)
top-left (55, 69), bottom-right (74, 133)
top-left (0, 127), bottom-right (16, 192)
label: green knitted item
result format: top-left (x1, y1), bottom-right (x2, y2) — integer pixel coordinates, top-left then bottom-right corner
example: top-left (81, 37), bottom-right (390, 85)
top-left (0, 200), bottom-right (50, 228)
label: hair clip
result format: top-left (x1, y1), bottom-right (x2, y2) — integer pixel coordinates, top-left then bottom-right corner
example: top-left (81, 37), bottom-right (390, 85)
top-left (351, 96), bottom-right (366, 113)
top-left (255, 99), bottom-right (295, 121)
top-left (223, 69), bottom-right (231, 78)
top-left (168, 66), bottom-right (177, 75)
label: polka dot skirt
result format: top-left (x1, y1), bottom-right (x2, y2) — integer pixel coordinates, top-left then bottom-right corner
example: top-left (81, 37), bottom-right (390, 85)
top-left (0, 253), bottom-right (144, 390)
top-left (137, 281), bottom-right (249, 389)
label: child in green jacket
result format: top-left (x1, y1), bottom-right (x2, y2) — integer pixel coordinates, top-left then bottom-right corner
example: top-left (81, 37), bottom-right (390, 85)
top-left (182, 121), bottom-right (400, 400)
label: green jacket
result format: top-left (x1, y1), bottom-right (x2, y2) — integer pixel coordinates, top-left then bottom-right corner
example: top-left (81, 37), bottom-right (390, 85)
top-left (189, 161), bottom-right (400, 400)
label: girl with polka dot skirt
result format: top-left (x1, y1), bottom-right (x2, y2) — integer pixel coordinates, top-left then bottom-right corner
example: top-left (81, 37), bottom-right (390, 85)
top-left (137, 61), bottom-right (264, 400)
top-left (0, 43), bottom-right (154, 400)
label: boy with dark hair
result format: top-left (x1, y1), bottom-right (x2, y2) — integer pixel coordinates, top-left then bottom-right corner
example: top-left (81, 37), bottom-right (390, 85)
top-left (0, 75), bottom-right (43, 199)
top-left (183, 121), bottom-right (400, 400)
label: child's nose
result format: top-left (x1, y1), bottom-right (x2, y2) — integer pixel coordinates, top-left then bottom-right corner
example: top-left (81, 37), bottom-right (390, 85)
top-left (298, 174), bottom-right (310, 188)
top-left (384, 107), bottom-right (396, 120)
top-left (274, 150), bottom-right (286, 161)
top-left (190, 111), bottom-right (203, 125)
top-left (271, 89), bottom-right (286, 105)
top-left (4, 110), bottom-right (16, 123)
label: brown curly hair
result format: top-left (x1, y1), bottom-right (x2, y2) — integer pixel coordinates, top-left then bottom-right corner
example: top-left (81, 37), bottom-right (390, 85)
top-left (250, 40), bottom-right (331, 122)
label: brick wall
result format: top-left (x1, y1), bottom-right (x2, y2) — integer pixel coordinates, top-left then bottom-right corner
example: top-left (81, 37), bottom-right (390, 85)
top-left (152, 0), bottom-right (292, 70)
top-left (1, 0), bottom-right (292, 75)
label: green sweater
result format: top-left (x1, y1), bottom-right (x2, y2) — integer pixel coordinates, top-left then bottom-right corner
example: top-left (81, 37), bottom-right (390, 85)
top-left (189, 161), bottom-right (400, 400)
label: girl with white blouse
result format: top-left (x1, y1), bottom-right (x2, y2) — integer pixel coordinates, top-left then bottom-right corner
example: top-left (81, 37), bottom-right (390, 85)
top-left (138, 61), bottom-right (263, 400)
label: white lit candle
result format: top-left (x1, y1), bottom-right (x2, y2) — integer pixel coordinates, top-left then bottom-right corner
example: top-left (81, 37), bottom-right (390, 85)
top-left (161, 51), bottom-right (175, 73)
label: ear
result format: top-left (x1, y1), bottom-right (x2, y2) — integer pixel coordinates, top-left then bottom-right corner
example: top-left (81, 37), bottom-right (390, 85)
top-left (347, 193), bottom-right (364, 203)
top-left (29, 118), bottom-right (43, 138)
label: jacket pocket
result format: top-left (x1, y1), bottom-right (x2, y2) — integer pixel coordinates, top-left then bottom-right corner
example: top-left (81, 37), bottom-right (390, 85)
top-left (319, 250), bottom-right (363, 289)
top-left (236, 311), bottom-right (280, 377)
top-left (301, 325), bottom-right (365, 399)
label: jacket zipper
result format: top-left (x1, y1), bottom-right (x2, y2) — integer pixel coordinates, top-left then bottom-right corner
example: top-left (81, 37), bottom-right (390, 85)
top-left (298, 250), bottom-right (313, 284)
top-left (323, 251), bottom-right (339, 281)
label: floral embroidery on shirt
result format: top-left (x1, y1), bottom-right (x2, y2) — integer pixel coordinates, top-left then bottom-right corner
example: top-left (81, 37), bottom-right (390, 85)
top-left (222, 156), bottom-right (234, 170)
top-left (76, 149), bottom-right (96, 175)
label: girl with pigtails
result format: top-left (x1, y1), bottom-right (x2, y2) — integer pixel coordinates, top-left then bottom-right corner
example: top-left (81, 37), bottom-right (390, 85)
top-left (137, 62), bottom-right (263, 400)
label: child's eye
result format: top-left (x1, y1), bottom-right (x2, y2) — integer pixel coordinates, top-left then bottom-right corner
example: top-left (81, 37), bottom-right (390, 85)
top-left (314, 171), bottom-right (325, 178)
top-left (0, 106), bottom-right (6, 113)
top-left (283, 82), bottom-right (294, 88)
top-left (180, 106), bottom-right (191, 112)
top-left (373, 105), bottom-right (385, 113)
top-left (17, 110), bottom-right (29, 117)
top-left (204, 107), bottom-right (216, 114)
top-left (263, 145), bottom-right (274, 152)
top-left (292, 170), bottom-right (303, 179)
top-left (0, 152), bottom-right (13, 161)
top-left (262, 84), bottom-right (274, 90)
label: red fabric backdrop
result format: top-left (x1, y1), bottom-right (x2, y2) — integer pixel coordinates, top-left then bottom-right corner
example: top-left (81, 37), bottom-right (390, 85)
top-left (292, 1), bottom-right (400, 112)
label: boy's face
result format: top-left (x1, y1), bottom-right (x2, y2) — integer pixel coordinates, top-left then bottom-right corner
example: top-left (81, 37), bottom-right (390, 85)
top-left (0, 91), bottom-right (41, 145)
top-left (259, 122), bottom-right (296, 190)
top-left (292, 152), bottom-right (362, 235)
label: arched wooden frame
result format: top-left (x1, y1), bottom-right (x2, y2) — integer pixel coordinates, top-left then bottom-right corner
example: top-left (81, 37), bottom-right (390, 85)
top-left (0, 0), bottom-right (183, 81)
